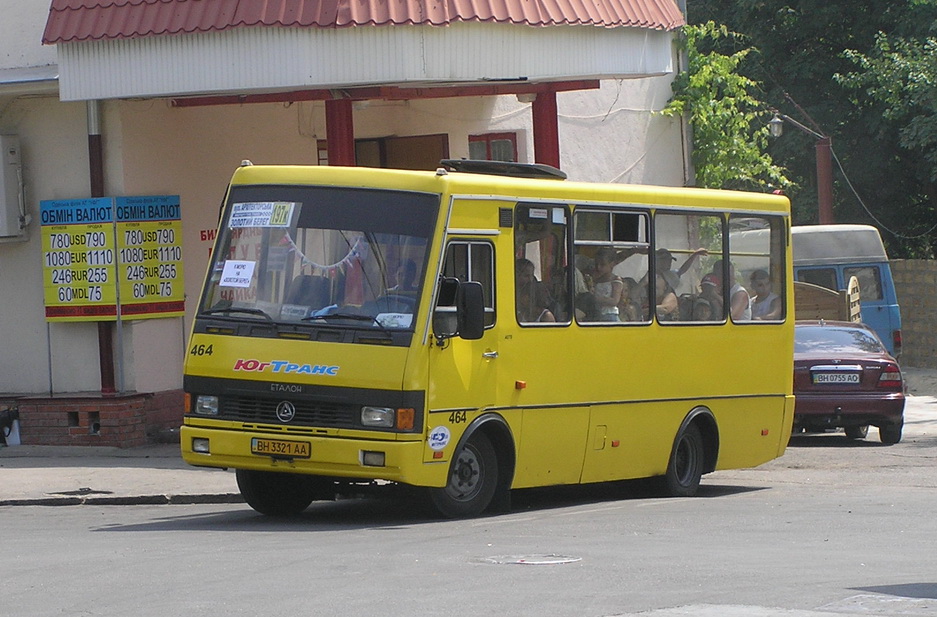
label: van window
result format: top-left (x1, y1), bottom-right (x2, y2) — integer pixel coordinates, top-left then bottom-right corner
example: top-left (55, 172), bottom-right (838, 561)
top-left (797, 268), bottom-right (837, 291)
top-left (844, 266), bottom-right (883, 300)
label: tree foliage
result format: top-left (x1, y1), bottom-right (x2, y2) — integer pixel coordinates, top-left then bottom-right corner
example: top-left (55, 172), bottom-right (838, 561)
top-left (685, 0), bottom-right (937, 257)
top-left (662, 22), bottom-right (790, 191)
top-left (839, 35), bottom-right (937, 181)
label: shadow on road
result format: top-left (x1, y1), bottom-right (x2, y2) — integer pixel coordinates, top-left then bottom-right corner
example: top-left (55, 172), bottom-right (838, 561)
top-left (787, 433), bottom-right (888, 448)
top-left (89, 478), bottom-right (769, 533)
top-left (852, 582), bottom-right (937, 599)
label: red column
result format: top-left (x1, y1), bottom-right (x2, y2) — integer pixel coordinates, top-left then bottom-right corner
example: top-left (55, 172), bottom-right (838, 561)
top-left (88, 101), bottom-right (116, 394)
top-left (325, 98), bottom-right (356, 166)
top-left (816, 136), bottom-right (834, 224)
top-left (531, 91), bottom-right (560, 169)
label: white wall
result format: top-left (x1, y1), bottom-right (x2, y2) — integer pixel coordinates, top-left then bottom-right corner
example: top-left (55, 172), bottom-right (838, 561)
top-left (0, 72), bottom-right (684, 395)
top-left (0, 96), bottom-right (99, 394)
top-left (0, 0), bottom-right (57, 70)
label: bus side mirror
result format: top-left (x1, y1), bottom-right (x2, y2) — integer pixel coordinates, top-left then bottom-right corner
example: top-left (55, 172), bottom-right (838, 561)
top-left (457, 281), bottom-right (485, 340)
top-left (433, 278), bottom-right (485, 342)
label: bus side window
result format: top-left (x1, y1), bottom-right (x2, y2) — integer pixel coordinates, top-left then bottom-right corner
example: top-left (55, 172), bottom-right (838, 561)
top-left (514, 204), bottom-right (570, 325)
top-left (729, 214), bottom-right (787, 322)
top-left (573, 209), bottom-right (650, 324)
top-left (655, 212), bottom-right (724, 323)
top-left (436, 241), bottom-right (496, 331)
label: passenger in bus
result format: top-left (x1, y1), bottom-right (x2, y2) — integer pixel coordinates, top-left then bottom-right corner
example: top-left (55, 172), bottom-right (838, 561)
top-left (654, 270), bottom-right (680, 321)
top-left (516, 258), bottom-right (556, 323)
top-left (750, 269), bottom-right (782, 320)
top-left (588, 248), bottom-right (623, 321)
top-left (692, 297), bottom-right (715, 321)
top-left (699, 273), bottom-right (724, 319)
top-left (618, 277), bottom-right (643, 321)
top-left (657, 247), bottom-right (709, 284)
top-left (711, 260), bottom-right (751, 321)
top-left (389, 259), bottom-right (419, 292)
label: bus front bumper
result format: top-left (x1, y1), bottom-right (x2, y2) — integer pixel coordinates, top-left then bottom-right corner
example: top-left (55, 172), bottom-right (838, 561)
top-left (180, 424), bottom-right (446, 488)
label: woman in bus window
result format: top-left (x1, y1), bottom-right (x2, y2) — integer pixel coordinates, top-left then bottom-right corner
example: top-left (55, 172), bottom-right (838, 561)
top-left (750, 269), bottom-right (782, 320)
top-left (654, 270), bottom-right (680, 321)
top-left (589, 248), bottom-right (623, 322)
top-left (516, 258), bottom-right (556, 323)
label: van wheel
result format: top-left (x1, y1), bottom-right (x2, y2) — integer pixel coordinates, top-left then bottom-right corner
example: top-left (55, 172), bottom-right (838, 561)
top-left (236, 469), bottom-right (324, 516)
top-left (430, 432), bottom-right (498, 518)
top-left (880, 424), bottom-right (903, 445)
top-left (663, 424), bottom-right (704, 497)
top-left (845, 425), bottom-right (869, 439)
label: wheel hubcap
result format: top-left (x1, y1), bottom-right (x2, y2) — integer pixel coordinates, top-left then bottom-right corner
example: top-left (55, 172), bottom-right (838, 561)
top-left (675, 437), bottom-right (697, 485)
top-left (447, 446), bottom-right (482, 501)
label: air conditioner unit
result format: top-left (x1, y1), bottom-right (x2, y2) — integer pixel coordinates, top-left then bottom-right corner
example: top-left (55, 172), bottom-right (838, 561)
top-left (0, 135), bottom-right (26, 239)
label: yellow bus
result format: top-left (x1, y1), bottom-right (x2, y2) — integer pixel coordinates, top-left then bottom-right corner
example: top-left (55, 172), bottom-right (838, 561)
top-left (181, 160), bottom-right (794, 517)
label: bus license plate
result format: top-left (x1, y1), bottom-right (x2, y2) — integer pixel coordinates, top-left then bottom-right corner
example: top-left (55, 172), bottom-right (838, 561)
top-left (251, 438), bottom-right (311, 459)
top-left (813, 373), bottom-right (860, 384)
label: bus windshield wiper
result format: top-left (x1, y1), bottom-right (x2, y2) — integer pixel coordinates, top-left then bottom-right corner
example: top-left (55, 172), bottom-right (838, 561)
top-left (200, 307), bottom-right (274, 322)
top-left (303, 312), bottom-right (386, 329)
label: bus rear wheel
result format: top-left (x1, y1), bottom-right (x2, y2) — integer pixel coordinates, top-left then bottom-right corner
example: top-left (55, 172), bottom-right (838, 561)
top-left (236, 469), bottom-right (327, 516)
top-left (429, 432), bottom-right (499, 518)
top-left (663, 423), bottom-right (704, 497)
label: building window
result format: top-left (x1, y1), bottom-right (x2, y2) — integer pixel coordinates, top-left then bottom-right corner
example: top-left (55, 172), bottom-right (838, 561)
top-left (469, 133), bottom-right (517, 162)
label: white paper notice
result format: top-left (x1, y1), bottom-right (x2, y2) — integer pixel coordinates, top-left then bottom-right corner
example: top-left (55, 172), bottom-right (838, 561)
top-left (220, 260), bottom-right (255, 287)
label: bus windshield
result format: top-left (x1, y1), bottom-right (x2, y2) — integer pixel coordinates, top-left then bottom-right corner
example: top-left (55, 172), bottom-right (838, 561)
top-left (199, 184), bottom-right (439, 331)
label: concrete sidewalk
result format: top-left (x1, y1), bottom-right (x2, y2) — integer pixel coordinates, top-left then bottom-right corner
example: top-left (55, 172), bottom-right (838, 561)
top-left (0, 443), bottom-right (241, 506)
top-left (2, 367), bottom-right (936, 508)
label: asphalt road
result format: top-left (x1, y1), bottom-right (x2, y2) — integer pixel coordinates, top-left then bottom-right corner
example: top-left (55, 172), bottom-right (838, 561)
top-left (2, 396), bottom-right (935, 617)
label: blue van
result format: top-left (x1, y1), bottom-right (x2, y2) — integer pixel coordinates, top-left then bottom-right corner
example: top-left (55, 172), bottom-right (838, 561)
top-left (792, 224), bottom-right (902, 356)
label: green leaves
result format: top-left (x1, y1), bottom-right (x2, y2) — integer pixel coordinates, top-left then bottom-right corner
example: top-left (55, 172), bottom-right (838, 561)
top-left (663, 22), bottom-right (792, 192)
top-left (838, 34), bottom-right (937, 181)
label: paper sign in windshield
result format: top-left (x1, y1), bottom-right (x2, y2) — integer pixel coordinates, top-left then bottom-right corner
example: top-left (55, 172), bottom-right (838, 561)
top-left (229, 202), bottom-right (295, 228)
top-left (220, 260), bottom-right (255, 287)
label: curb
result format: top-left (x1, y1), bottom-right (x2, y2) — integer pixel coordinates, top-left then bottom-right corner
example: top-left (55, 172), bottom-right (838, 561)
top-left (0, 493), bottom-right (244, 507)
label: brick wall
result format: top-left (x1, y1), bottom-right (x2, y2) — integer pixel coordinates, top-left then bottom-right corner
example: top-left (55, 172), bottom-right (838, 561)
top-left (8, 389), bottom-right (184, 448)
top-left (891, 259), bottom-right (937, 369)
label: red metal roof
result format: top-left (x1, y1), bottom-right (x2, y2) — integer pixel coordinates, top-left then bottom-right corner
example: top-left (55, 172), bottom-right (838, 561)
top-left (43, 0), bottom-right (685, 44)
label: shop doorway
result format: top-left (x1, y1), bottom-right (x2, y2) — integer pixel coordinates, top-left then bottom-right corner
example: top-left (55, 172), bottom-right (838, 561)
top-left (319, 134), bottom-right (449, 170)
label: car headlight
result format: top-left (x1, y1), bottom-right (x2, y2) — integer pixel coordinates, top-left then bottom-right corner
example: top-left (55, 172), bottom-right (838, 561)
top-left (361, 406), bottom-right (394, 428)
top-left (195, 395), bottom-right (219, 416)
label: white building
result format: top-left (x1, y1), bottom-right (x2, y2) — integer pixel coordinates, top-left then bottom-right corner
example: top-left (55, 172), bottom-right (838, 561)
top-left (0, 0), bottom-right (689, 446)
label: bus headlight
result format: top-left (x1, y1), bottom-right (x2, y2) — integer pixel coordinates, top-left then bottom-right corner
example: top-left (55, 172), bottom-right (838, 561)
top-left (195, 395), bottom-right (219, 416)
top-left (361, 406), bottom-right (395, 428)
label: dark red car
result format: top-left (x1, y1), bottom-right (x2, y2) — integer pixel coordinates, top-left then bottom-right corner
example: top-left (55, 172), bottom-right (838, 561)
top-left (794, 320), bottom-right (905, 444)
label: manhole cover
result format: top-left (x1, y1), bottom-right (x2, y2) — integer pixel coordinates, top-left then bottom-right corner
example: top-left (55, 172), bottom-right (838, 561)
top-left (479, 554), bottom-right (582, 565)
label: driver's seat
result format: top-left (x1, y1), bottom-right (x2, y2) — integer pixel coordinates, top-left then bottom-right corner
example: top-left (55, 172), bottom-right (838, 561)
top-left (285, 275), bottom-right (330, 309)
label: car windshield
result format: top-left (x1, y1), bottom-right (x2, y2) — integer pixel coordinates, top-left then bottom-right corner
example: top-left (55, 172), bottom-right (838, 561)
top-left (199, 184), bottom-right (439, 330)
top-left (794, 325), bottom-right (885, 354)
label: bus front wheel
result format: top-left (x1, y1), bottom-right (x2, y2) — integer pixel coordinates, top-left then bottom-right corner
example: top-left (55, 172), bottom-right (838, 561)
top-left (236, 469), bottom-right (327, 516)
top-left (429, 432), bottom-right (499, 518)
top-left (663, 423), bottom-right (704, 497)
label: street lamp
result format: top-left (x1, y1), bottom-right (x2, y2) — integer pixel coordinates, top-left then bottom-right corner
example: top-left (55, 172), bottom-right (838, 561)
top-left (769, 112), bottom-right (834, 224)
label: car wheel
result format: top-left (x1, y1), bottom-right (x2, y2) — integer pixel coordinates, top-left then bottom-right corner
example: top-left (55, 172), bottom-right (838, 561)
top-left (663, 423), bottom-right (704, 497)
top-left (880, 424), bottom-right (903, 445)
top-left (236, 469), bottom-right (325, 516)
top-left (429, 432), bottom-right (499, 518)
top-left (845, 425), bottom-right (869, 439)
